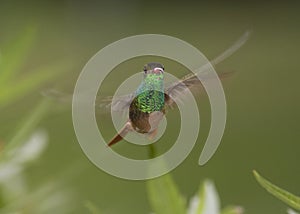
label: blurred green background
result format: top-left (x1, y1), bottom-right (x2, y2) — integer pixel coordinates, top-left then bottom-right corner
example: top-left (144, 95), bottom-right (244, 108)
top-left (0, 0), bottom-right (299, 213)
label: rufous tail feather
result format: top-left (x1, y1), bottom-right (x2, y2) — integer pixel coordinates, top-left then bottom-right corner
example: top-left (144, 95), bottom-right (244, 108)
top-left (108, 122), bottom-right (132, 147)
top-left (147, 128), bottom-right (158, 141)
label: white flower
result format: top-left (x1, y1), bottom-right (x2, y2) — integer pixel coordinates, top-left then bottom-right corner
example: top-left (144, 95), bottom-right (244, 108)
top-left (0, 130), bottom-right (48, 199)
top-left (287, 208), bottom-right (299, 214)
top-left (187, 195), bottom-right (201, 214)
top-left (187, 180), bottom-right (220, 214)
top-left (12, 129), bottom-right (48, 164)
top-left (187, 180), bottom-right (243, 214)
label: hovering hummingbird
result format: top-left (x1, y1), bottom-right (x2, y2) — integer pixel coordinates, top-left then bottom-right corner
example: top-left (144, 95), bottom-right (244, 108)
top-left (42, 31), bottom-right (250, 147)
top-left (107, 62), bottom-right (166, 146)
top-left (106, 31), bottom-right (250, 146)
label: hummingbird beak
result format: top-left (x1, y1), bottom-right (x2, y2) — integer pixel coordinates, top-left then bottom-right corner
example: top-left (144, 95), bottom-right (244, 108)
top-left (153, 67), bottom-right (164, 74)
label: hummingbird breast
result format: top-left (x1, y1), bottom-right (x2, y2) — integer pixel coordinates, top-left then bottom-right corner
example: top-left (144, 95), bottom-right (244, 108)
top-left (129, 90), bottom-right (165, 133)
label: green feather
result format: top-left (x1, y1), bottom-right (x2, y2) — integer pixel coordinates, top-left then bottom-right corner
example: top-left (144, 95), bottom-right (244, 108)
top-left (134, 73), bottom-right (164, 113)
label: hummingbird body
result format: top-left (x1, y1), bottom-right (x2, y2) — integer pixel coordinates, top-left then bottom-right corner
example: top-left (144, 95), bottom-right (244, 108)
top-left (130, 67), bottom-right (165, 132)
top-left (134, 72), bottom-right (165, 113)
top-left (108, 63), bottom-right (166, 146)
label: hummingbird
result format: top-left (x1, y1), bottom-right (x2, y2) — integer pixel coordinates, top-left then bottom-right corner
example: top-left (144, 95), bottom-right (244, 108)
top-left (107, 63), bottom-right (166, 146)
top-left (107, 31), bottom-right (250, 146)
top-left (42, 31), bottom-right (250, 147)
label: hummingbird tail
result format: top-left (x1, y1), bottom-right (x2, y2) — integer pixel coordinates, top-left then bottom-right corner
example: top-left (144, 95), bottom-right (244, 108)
top-left (108, 122), bottom-right (133, 147)
top-left (147, 128), bottom-right (158, 141)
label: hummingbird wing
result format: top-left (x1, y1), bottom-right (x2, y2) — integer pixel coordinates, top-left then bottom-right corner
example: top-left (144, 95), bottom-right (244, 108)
top-left (41, 89), bottom-right (72, 103)
top-left (97, 93), bottom-right (135, 113)
top-left (41, 89), bottom-right (135, 114)
top-left (100, 31), bottom-right (250, 111)
top-left (164, 30), bottom-right (250, 107)
top-left (43, 31), bottom-right (250, 113)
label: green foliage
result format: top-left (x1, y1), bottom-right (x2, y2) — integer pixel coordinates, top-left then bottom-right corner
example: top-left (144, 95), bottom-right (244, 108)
top-left (221, 206), bottom-right (244, 214)
top-left (0, 25), bottom-right (36, 86)
top-left (147, 173), bottom-right (186, 214)
top-left (1, 99), bottom-right (51, 161)
top-left (0, 25), bottom-right (75, 213)
top-left (85, 201), bottom-right (102, 214)
top-left (253, 170), bottom-right (300, 211)
top-left (147, 174), bottom-right (243, 214)
top-left (0, 25), bottom-right (73, 108)
top-left (0, 98), bottom-right (70, 213)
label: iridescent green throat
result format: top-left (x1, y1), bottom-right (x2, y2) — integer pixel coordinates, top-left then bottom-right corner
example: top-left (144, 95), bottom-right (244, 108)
top-left (134, 73), bottom-right (164, 113)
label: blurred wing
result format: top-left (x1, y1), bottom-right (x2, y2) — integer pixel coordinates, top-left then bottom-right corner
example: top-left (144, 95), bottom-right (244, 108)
top-left (42, 89), bottom-right (135, 114)
top-left (165, 30), bottom-right (250, 107)
top-left (96, 93), bottom-right (135, 113)
top-left (164, 72), bottom-right (233, 107)
top-left (41, 89), bottom-right (72, 103)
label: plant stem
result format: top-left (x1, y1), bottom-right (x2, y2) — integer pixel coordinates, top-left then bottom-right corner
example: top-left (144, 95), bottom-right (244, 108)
top-left (148, 143), bottom-right (156, 159)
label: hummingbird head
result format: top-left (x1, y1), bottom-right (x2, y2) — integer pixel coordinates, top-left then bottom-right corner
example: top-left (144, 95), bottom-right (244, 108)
top-left (143, 62), bottom-right (164, 75)
top-left (140, 62), bottom-right (164, 92)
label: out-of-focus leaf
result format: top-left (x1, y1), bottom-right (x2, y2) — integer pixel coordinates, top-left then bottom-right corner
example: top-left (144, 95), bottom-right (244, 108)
top-left (221, 206), bottom-right (244, 214)
top-left (146, 173), bottom-right (186, 214)
top-left (12, 129), bottom-right (48, 165)
top-left (0, 61), bottom-right (72, 107)
top-left (0, 130), bottom-right (48, 201)
top-left (0, 25), bottom-right (36, 86)
top-left (1, 99), bottom-right (51, 160)
top-left (0, 157), bottom-right (83, 213)
top-left (197, 180), bottom-right (220, 214)
top-left (253, 170), bottom-right (300, 211)
top-left (0, 181), bottom-right (73, 214)
top-left (85, 201), bottom-right (101, 214)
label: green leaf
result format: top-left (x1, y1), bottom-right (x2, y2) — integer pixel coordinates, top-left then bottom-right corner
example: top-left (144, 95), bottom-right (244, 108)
top-left (85, 201), bottom-right (101, 214)
top-left (146, 173), bottom-right (186, 214)
top-left (253, 170), bottom-right (300, 211)
top-left (0, 25), bottom-right (37, 86)
top-left (0, 61), bottom-right (73, 107)
top-left (1, 99), bottom-right (51, 160)
top-left (221, 206), bottom-right (244, 214)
